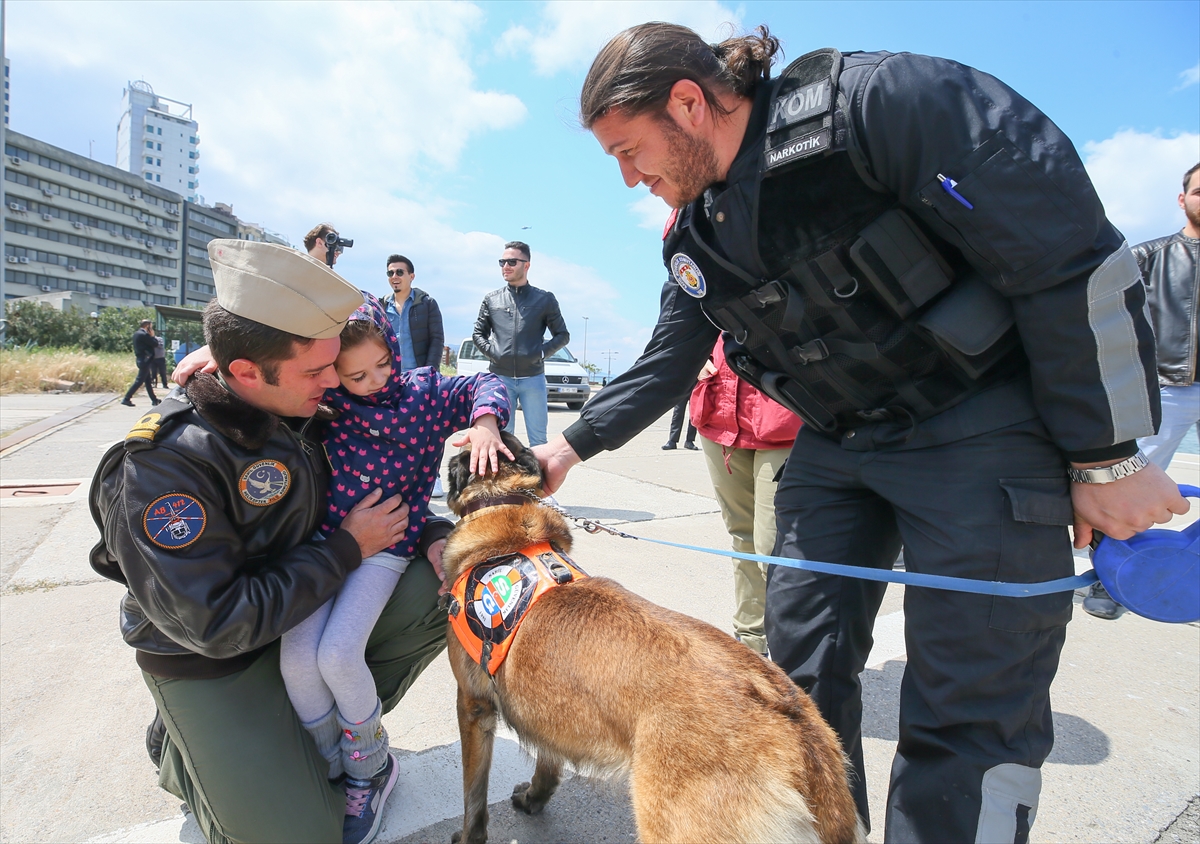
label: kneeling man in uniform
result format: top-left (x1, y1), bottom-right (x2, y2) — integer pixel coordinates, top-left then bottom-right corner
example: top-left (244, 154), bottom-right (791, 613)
top-left (90, 240), bottom-right (448, 844)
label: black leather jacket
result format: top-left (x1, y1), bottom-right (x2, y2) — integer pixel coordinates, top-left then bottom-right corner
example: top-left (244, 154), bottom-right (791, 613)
top-left (1133, 232), bottom-right (1198, 386)
top-left (473, 283), bottom-right (570, 378)
top-left (89, 373), bottom-right (362, 679)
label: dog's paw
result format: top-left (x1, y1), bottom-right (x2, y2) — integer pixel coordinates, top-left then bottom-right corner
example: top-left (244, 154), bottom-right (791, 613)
top-left (511, 781), bottom-right (551, 815)
top-left (450, 831), bottom-right (462, 844)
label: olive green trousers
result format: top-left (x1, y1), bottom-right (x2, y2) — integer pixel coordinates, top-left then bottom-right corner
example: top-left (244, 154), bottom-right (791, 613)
top-left (143, 559), bottom-right (446, 844)
top-left (699, 436), bottom-right (790, 655)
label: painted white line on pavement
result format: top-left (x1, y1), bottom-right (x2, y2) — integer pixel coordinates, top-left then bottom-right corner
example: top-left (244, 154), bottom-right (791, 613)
top-left (866, 610), bottom-right (907, 668)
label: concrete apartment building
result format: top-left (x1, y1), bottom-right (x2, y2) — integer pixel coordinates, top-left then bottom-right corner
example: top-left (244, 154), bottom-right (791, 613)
top-left (4, 130), bottom-right (183, 311)
top-left (116, 80), bottom-right (200, 203)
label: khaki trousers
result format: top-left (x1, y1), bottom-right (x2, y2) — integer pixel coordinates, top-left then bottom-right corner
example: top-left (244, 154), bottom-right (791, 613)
top-left (699, 435), bottom-right (790, 655)
top-left (144, 558), bottom-right (446, 844)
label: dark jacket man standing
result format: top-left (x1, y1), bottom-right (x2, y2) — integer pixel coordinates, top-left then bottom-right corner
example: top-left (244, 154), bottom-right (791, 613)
top-left (121, 319), bottom-right (160, 407)
top-left (529, 24), bottom-right (1188, 843)
top-left (472, 241), bottom-right (569, 446)
top-left (90, 241), bottom-right (446, 844)
top-left (381, 254), bottom-right (445, 371)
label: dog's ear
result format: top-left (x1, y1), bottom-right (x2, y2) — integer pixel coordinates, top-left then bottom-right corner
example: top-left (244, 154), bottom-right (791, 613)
top-left (497, 431), bottom-right (541, 479)
top-left (446, 449), bottom-right (473, 505)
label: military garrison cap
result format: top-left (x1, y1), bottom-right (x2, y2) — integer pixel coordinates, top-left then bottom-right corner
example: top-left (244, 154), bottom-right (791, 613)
top-left (207, 240), bottom-right (364, 339)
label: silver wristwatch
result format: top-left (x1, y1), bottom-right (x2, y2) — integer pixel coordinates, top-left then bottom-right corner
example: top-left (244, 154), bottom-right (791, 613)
top-left (1067, 450), bottom-right (1149, 484)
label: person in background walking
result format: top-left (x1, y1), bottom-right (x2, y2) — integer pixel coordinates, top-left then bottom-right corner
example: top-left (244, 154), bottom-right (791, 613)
top-left (691, 339), bottom-right (801, 656)
top-left (662, 393), bottom-right (698, 450)
top-left (1084, 162), bottom-right (1200, 620)
top-left (472, 241), bottom-right (570, 447)
top-left (120, 319), bottom-right (160, 407)
top-left (152, 332), bottom-right (170, 389)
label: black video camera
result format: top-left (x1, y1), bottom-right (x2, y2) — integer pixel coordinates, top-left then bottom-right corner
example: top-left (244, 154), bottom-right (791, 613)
top-left (322, 231), bottom-right (353, 267)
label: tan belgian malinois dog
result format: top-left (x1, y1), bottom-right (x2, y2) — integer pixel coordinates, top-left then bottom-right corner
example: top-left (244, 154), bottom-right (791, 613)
top-left (441, 433), bottom-right (865, 844)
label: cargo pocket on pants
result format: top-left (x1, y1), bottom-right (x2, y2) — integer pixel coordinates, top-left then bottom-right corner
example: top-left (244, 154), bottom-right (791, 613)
top-left (990, 478), bottom-right (1075, 633)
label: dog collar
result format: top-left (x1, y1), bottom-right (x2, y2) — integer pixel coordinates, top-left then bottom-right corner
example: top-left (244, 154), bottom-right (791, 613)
top-left (456, 493), bottom-right (538, 524)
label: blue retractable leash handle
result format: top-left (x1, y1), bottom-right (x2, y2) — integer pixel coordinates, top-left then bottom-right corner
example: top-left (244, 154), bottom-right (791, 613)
top-left (1091, 484), bottom-right (1200, 624)
top-left (565, 485), bottom-right (1198, 615)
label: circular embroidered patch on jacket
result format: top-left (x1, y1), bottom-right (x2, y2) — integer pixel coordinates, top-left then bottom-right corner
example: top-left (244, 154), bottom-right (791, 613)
top-left (239, 460), bottom-right (291, 506)
top-left (144, 494), bottom-right (207, 549)
top-left (670, 253), bottom-right (706, 298)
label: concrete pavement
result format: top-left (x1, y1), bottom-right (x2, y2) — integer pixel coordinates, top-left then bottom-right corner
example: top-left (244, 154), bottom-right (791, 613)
top-left (0, 393), bottom-right (1197, 843)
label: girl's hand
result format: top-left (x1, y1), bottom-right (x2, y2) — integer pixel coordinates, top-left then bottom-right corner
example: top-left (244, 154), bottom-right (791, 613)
top-left (450, 414), bottom-right (514, 476)
top-left (426, 538), bottom-right (448, 595)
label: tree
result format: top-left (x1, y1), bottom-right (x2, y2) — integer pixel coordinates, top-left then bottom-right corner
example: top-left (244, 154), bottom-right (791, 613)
top-left (582, 361), bottom-right (601, 379)
top-left (86, 306), bottom-right (157, 353)
top-left (3, 300), bottom-right (93, 349)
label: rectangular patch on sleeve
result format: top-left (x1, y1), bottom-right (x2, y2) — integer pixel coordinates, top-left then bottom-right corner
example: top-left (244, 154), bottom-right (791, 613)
top-left (765, 128), bottom-right (831, 170)
top-left (767, 79), bottom-right (831, 132)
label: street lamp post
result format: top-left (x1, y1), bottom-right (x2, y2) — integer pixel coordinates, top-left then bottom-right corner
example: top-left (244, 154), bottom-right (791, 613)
top-left (581, 316), bottom-right (589, 379)
top-left (602, 350), bottom-right (619, 382)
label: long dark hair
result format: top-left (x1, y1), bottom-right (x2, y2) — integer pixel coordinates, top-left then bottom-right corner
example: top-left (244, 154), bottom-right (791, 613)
top-left (580, 23), bottom-right (781, 128)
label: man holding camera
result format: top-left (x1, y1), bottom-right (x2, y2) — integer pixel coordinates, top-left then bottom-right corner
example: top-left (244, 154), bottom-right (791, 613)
top-left (305, 222), bottom-right (353, 268)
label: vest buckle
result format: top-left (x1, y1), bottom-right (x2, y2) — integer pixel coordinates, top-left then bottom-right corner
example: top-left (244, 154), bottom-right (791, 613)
top-left (747, 280), bottom-right (786, 307)
top-left (792, 339), bottom-right (830, 365)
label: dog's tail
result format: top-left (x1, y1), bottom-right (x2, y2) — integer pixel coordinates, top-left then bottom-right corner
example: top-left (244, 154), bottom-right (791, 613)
top-left (793, 695), bottom-right (866, 844)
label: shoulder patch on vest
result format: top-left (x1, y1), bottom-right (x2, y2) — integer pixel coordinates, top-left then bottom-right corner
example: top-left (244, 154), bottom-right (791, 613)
top-left (124, 396), bottom-right (192, 450)
top-left (143, 493), bottom-right (207, 550)
top-left (670, 253), bottom-right (707, 298)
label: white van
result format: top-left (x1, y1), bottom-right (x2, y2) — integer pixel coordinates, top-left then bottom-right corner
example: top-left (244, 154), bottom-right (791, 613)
top-left (456, 339), bottom-right (592, 410)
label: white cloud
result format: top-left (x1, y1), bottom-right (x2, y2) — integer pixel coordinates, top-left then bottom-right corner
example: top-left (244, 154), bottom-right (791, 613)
top-left (5, 0), bottom-right (656, 375)
top-left (1176, 63), bottom-right (1200, 91)
top-left (1083, 129), bottom-right (1200, 245)
top-left (629, 189), bottom-right (673, 230)
top-left (498, 1), bottom-right (745, 76)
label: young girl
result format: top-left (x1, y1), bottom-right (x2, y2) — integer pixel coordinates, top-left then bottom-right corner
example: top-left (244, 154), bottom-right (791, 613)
top-left (280, 293), bottom-right (510, 844)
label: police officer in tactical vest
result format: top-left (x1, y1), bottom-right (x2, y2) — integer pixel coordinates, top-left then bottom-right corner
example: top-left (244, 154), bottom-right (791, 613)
top-left (531, 23), bottom-right (1190, 842)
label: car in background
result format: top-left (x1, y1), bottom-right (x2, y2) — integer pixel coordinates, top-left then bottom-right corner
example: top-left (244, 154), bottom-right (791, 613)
top-left (456, 339), bottom-right (592, 410)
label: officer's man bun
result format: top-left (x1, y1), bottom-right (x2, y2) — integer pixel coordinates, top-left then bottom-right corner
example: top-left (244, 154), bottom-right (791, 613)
top-left (580, 23), bottom-right (781, 128)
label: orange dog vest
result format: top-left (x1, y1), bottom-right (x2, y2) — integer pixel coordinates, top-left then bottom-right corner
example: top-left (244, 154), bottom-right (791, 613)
top-left (447, 541), bottom-right (589, 676)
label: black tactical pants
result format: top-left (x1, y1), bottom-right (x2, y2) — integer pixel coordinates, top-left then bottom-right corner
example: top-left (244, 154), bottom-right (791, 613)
top-left (765, 419), bottom-right (1074, 843)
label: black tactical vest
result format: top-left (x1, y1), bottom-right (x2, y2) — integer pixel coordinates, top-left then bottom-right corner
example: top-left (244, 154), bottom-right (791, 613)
top-left (664, 49), bottom-right (1022, 435)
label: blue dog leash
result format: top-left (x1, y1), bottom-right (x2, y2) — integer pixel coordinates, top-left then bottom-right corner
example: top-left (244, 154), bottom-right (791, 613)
top-left (530, 494), bottom-right (1098, 598)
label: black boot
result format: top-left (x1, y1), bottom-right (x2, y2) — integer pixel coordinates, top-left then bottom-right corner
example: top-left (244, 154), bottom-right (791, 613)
top-left (146, 710), bottom-right (166, 769)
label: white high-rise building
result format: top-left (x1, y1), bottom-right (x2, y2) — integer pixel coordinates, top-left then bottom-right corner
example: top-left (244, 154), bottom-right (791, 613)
top-left (116, 80), bottom-right (200, 202)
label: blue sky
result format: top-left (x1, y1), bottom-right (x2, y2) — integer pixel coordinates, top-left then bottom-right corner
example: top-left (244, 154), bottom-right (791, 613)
top-left (8, 0), bottom-right (1198, 375)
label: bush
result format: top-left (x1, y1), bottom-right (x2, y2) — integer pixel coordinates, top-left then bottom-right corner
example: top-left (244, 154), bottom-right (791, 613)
top-left (86, 306), bottom-right (156, 353)
top-left (2, 300), bottom-right (161, 354)
top-left (3, 300), bottom-right (95, 349)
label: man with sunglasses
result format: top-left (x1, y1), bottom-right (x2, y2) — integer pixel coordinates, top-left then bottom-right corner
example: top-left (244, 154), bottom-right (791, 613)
top-left (381, 254), bottom-right (445, 373)
top-left (472, 241), bottom-right (570, 446)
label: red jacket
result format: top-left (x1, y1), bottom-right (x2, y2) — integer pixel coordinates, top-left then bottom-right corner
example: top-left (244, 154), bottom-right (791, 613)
top-left (690, 341), bottom-right (802, 450)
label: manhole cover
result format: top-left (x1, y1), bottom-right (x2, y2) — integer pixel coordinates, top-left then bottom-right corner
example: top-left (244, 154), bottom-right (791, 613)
top-left (0, 483), bottom-right (81, 498)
